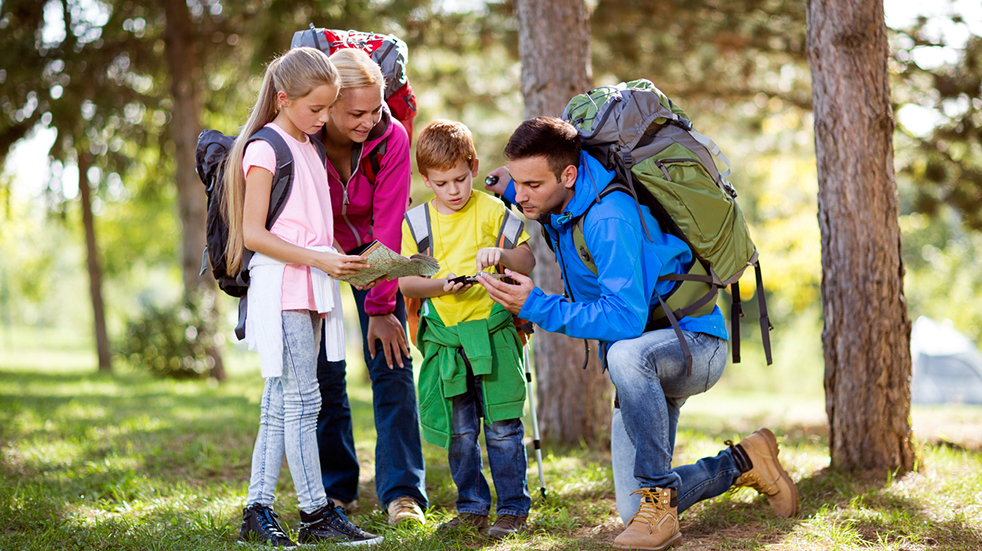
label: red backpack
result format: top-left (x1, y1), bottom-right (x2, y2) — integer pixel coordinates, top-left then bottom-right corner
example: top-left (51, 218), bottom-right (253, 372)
top-left (292, 26), bottom-right (418, 142)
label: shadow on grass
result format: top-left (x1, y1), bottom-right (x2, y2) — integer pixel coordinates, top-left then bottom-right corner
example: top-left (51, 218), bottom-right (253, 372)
top-left (680, 463), bottom-right (981, 550)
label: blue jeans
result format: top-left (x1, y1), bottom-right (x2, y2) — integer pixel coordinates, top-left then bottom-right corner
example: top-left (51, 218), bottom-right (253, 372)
top-left (449, 371), bottom-right (531, 517)
top-left (607, 328), bottom-right (738, 522)
top-left (247, 310), bottom-right (328, 514)
top-left (316, 289), bottom-right (427, 508)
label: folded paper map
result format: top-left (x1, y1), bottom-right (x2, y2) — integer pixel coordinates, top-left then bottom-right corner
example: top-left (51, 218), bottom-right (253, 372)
top-left (337, 240), bottom-right (440, 287)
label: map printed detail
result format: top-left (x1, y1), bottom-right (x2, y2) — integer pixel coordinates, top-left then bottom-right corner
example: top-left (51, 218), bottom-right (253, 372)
top-left (338, 240), bottom-right (440, 287)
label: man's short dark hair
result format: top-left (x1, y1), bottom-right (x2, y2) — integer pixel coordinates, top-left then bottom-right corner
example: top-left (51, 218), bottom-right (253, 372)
top-left (504, 116), bottom-right (581, 181)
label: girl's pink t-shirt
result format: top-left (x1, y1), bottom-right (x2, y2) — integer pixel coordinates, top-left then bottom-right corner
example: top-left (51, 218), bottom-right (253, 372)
top-left (242, 123), bottom-right (334, 311)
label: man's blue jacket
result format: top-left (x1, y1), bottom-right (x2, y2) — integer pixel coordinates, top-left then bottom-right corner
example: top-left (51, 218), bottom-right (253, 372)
top-left (504, 152), bottom-right (728, 344)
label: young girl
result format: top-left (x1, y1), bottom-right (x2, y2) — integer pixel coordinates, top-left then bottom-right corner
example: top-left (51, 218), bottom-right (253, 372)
top-left (222, 47), bottom-right (382, 547)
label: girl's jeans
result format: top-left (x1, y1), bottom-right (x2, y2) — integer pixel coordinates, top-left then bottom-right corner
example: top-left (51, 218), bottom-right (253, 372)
top-left (246, 310), bottom-right (328, 514)
top-left (607, 329), bottom-right (740, 524)
top-left (449, 371), bottom-right (531, 517)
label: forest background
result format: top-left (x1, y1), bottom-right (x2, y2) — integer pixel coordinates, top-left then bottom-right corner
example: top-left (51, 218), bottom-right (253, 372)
top-left (3, 0), bottom-right (982, 383)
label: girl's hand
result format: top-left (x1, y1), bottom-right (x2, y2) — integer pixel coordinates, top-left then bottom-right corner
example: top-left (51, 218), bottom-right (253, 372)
top-left (442, 273), bottom-right (473, 295)
top-left (476, 247), bottom-right (503, 272)
top-left (315, 251), bottom-right (370, 278)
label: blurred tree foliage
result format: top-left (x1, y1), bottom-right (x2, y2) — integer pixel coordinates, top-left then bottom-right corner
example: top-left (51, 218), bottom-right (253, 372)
top-left (4, 0), bottom-right (980, 354)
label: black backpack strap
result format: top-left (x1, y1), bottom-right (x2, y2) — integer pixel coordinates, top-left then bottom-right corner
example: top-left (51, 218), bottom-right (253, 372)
top-left (730, 281), bottom-right (744, 363)
top-left (361, 137), bottom-right (388, 187)
top-left (755, 261), bottom-right (773, 365)
top-left (246, 127), bottom-right (295, 230)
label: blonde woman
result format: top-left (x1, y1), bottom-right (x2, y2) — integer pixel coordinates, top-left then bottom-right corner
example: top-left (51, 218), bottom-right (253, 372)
top-left (315, 48), bottom-right (427, 525)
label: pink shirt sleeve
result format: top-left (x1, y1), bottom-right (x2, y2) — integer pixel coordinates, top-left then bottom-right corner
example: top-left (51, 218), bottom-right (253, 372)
top-left (242, 139), bottom-right (276, 178)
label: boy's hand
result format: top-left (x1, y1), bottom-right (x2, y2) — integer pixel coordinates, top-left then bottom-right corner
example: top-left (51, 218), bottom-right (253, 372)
top-left (442, 273), bottom-right (473, 295)
top-left (476, 247), bottom-right (504, 272)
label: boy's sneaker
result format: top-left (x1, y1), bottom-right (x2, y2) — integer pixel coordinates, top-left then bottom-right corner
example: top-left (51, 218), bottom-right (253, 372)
top-left (298, 502), bottom-right (383, 546)
top-left (238, 503), bottom-right (297, 548)
top-left (387, 496), bottom-right (425, 525)
top-left (487, 514), bottom-right (528, 539)
top-left (729, 427), bottom-right (800, 518)
top-left (436, 513), bottom-right (490, 535)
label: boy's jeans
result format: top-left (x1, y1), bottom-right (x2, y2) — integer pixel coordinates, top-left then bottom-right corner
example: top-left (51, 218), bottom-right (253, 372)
top-left (449, 372), bottom-right (531, 517)
top-left (247, 310), bottom-right (328, 513)
top-left (607, 328), bottom-right (740, 523)
top-left (316, 289), bottom-right (427, 509)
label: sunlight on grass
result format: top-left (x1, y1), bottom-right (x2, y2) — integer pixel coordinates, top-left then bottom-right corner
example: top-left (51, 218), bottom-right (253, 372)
top-left (3, 326), bottom-right (981, 550)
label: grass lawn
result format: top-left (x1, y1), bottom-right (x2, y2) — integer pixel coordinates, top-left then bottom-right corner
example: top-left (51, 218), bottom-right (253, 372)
top-left (1, 327), bottom-right (981, 550)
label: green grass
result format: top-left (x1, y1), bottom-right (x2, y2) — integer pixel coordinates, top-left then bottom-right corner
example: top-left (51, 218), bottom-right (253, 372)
top-left (1, 328), bottom-right (981, 550)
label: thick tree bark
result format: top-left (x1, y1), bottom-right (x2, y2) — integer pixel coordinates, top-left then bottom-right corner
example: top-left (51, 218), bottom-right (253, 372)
top-left (163, 0), bottom-right (225, 380)
top-left (516, 0), bottom-right (611, 446)
top-left (806, 0), bottom-right (914, 473)
top-left (77, 148), bottom-right (112, 373)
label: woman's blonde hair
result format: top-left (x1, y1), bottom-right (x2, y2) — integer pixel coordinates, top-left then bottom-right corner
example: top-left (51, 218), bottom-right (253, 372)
top-left (222, 47), bottom-right (339, 274)
top-left (329, 49), bottom-right (385, 103)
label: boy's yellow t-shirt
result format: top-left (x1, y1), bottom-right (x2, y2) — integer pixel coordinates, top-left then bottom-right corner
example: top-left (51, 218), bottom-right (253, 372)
top-left (401, 190), bottom-right (529, 327)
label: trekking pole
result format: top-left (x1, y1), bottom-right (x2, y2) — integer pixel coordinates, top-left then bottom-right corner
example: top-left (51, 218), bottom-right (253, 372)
top-left (522, 336), bottom-right (547, 500)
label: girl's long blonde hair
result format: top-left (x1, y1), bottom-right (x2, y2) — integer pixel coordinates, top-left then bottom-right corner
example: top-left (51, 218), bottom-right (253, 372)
top-left (329, 48), bottom-right (385, 103)
top-left (222, 47), bottom-right (339, 274)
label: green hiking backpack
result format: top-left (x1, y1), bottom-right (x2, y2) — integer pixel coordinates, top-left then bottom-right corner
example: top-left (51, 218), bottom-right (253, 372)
top-left (560, 79), bottom-right (772, 366)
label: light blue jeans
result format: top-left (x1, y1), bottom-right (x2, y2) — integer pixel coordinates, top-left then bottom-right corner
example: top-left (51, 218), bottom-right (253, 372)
top-left (246, 310), bottom-right (328, 514)
top-left (607, 328), bottom-right (739, 524)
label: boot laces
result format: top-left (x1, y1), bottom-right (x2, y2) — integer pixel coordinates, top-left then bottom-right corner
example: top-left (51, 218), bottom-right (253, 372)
top-left (732, 471), bottom-right (773, 495)
top-left (627, 488), bottom-right (669, 533)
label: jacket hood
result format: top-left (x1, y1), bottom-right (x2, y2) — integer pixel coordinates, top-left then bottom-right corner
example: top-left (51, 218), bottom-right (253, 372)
top-left (546, 151), bottom-right (615, 231)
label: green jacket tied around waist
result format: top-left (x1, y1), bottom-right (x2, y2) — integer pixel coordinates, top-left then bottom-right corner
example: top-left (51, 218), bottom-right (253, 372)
top-left (416, 303), bottom-right (527, 449)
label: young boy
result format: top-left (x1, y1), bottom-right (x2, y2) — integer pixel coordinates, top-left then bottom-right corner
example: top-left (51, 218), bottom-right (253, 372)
top-left (400, 120), bottom-right (537, 539)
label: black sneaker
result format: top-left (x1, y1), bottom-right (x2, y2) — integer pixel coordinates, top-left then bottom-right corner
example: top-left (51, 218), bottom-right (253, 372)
top-left (238, 503), bottom-right (297, 548)
top-left (298, 502), bottom-right (383, 546)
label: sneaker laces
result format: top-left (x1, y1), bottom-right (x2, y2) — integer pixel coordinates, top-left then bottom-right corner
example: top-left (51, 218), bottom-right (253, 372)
top-left (627, 488), bottom-right (670, 533)
top-left (390, 497), bottom-right (419, 517)
top-left (303, 503), bottom-right (360, 534)
top-left (257, 508), bottom-right (289, 539)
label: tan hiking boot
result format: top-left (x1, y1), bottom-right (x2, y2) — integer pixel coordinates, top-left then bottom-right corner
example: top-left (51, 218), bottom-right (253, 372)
top-left (612, 487), bottom-right (681, 551)
top-left (730, 427), bottom-right (800, 518)
top-left (386, 496), bottom-right (425, 526)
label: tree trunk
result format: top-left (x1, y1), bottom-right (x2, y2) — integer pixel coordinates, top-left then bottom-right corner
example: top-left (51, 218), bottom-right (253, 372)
top-left (806, 0), bottom-right (914, 473)
top-left (77, 148), bottom-right (112, 373)
top-left (163, 0), bottom-right (225, 380)
top-left (516, 0), bottom-right (611, 447)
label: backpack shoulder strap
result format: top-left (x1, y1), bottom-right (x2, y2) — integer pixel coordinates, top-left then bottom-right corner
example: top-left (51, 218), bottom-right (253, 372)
top-left (247, 126), bottom-right (295, 230)
top-left (572, 181), bottom-right (631, 275)
top-left (361, 137), bottom-right (388, 187)
top-left (404, 201), bottom-right (432, 255)
top-left (496, 208), bottom-right (525, 250)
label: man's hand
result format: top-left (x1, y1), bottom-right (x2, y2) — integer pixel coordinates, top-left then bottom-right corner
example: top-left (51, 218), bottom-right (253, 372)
top-left (367, 313), bottom-right (410, 369)
top-left (477, 269), bottom-right (533, 316)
